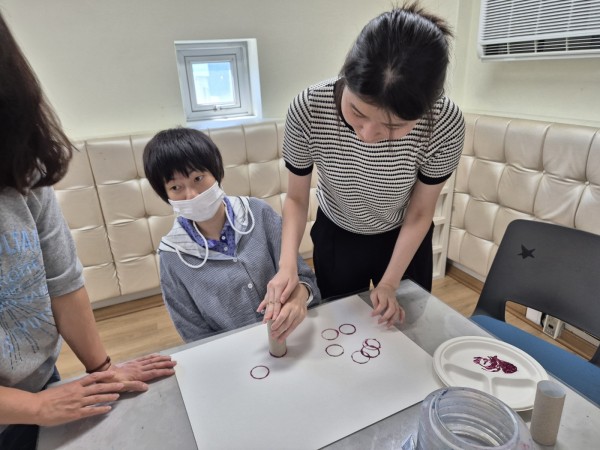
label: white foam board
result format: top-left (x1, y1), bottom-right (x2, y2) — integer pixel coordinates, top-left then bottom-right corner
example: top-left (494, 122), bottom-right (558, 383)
top-left (173, 295), bottom-right (441, 449)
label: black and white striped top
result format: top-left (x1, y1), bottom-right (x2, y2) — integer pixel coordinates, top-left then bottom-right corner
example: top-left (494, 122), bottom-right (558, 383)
top-left (283, 78), bottom-right (465, 235)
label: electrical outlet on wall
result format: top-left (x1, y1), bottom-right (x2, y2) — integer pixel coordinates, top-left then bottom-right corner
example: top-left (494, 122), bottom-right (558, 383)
top-left (525, 307), bottom-right (543, 325)
top-left (542, 315), bottom-right (564, 339)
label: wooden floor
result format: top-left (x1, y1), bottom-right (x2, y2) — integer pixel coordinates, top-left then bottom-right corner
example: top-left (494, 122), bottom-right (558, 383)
top-left (55, 271), bottom-right (588, 379)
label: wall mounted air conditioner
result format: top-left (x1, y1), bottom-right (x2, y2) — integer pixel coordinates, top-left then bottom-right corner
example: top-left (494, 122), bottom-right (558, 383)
top-left (479, 0), bottom-right (600, 60)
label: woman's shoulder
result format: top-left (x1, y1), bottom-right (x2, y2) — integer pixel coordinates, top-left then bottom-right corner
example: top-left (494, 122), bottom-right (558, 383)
top-left (309, 78), bottom-right (338, 93)
top-left (432, 96), bottom-right (465, 133)
top-left (288, 78), bottom-right (339, 132)
top-left (21, 186), bottom-right (58, 219)
top-left (433, 96), bottom-right (462, 116)
top-left (293, 78), bottom-right (338, 105)
top-left (434, 96), bottom-right (463, 121)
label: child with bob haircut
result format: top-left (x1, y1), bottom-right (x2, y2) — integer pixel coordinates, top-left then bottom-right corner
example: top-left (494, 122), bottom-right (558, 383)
top-left (143, 128), bottom-right (320, 343)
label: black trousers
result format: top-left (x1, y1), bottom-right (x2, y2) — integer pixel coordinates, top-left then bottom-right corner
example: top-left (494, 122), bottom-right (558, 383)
top-left (0, 367), bottom-right (60, 450)
top-left (310, 208), bottom-right (434, 301)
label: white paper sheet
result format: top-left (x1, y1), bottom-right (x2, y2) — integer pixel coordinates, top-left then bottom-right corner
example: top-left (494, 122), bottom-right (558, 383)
top-left (173, 295), bottom-right (442, 449)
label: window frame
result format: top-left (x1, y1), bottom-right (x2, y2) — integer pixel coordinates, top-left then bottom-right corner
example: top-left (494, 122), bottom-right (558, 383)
top-left (175, 39), bottom-right (262, 127)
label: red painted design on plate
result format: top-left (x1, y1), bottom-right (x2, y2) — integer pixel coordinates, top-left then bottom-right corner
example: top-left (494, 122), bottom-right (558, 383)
top-left (473, 355), bottom-right (518, 374)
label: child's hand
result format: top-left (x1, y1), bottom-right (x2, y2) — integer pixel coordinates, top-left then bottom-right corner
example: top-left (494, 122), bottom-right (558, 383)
top-left (257, 296), bottom-right (282, 323)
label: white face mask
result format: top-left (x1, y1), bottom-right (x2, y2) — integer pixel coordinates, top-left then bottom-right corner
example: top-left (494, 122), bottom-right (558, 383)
top-left (168, 181), bottom-right (225, 222)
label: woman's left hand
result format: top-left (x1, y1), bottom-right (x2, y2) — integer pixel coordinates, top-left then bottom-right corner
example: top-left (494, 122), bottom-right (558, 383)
top-left (370, 283), bottom-right (405, 328)
top-left (103, 354), bottom-right (177, 392)
top-left (263, 284), bottom-right (309, 342)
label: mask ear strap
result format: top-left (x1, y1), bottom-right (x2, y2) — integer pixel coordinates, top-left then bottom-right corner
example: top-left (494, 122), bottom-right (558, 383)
top-left (225, 198), bottom-right (255, 235)
top-left (172, 236), bottom-right (209, 269)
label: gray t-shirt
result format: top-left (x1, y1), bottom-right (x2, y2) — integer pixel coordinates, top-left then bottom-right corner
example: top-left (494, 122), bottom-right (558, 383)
top-left (0, 186), bottom-right (84, 433)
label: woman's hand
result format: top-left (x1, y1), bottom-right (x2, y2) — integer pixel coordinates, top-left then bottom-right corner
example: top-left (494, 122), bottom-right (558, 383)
top-left (370, 282), bottom-right (405, 328)
top-left (32, 355), bottom-right (176, 426)
top-left (267, 283), bottom-right (310, 342)
top-left (260, 267), bottom-right (299, 321)
top-left (105, 354), bottom-right (177, 392)
top-left (33, 371), bottom-right (124, 426)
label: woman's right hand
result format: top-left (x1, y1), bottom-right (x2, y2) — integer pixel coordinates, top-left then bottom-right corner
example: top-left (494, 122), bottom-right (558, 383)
top-left (33, 371), bottom-right (124, 426)
top-left (260, 266), bottom-right (299, 321)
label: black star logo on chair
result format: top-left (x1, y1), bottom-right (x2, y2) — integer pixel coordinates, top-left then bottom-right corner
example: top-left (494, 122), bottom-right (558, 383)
top-left (518, 245), bottom-right (535, 259)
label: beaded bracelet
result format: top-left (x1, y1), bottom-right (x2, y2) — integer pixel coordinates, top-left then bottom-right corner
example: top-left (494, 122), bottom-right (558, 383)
top-left (86, 355), bottom-right (111, 374)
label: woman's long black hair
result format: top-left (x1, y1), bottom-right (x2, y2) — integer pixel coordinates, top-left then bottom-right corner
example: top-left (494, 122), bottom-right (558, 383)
top-left (0, 12), bottom-right (75, 193)
top-left (335, 2), bottom-right (452, 124)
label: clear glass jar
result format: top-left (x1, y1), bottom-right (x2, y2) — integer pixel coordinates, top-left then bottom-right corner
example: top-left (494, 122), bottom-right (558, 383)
top-left (415, 387), bottom-right (527, 450)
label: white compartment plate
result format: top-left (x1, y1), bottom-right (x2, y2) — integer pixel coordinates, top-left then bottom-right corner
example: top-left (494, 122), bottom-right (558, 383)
top-left (433, 336), bottom-right (548, 411)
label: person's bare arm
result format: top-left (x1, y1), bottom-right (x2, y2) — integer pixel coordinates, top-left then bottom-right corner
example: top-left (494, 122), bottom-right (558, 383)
top-left (52, 287), bottom-right (176, 391)
top-left (263, 172), bottom-right (312, 320)
top-left (51, 286), bottom-right (108, 373)
top-left (371, 180), bottom-right (445, 326)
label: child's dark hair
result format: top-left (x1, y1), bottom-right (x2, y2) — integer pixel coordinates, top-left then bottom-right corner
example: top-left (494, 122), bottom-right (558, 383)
top-left (335, 2), bottom-right (452, 122)
top-left (0, 12), bottom-right (75, 193)
top-left (143, 128), bottom-right (225, 203)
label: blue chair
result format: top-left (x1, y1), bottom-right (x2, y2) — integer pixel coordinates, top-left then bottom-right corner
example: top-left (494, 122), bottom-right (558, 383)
top-left (471, 219), bottom-right (600, 405)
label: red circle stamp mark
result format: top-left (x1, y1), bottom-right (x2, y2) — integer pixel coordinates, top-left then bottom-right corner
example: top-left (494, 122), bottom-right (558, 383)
top-left (250, 365), bottom-right (270, 379)
top-left (363, 338), bottom-right (381, 349)
top-left (351, 350), bottom-right (370, 364)
top-left (338, 323), bottom-right (357, 335)
top-left (325, 344), bottom-right (344, 357)
top-left (321, 328), bottom-right (340, 340)
top-left (361, 346), bottom-right (381, 358)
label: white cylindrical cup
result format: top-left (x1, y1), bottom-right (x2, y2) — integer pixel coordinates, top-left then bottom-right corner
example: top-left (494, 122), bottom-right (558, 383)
top-left (267, 320), bottom-right (287, 357)
top-left (530, 380), bottom-right (566, 446)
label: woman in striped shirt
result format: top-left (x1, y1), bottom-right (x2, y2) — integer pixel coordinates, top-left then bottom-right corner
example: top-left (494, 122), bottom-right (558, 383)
top-left (264, 4), bottom-right (465, 328)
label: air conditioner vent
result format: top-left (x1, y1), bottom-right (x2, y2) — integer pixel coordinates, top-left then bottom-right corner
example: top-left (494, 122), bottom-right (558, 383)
top-left (479, 0), bottom-right (600, 60)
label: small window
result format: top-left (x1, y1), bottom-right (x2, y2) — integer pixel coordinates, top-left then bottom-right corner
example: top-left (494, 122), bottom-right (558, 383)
top-left (175, 39), bottom-right (262, 126)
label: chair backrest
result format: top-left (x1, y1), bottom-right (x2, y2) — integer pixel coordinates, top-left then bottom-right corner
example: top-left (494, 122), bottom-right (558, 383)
top-left (474, 219), bottom-right (600, 361)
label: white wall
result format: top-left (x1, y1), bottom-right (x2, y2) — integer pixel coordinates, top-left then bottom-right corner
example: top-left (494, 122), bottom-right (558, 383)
top-left (453, 1), bottom-right (600, 127)
top-left (1, 0), bottom-right (463, 140)
top-left (3, 1), bottom-right (596, 138)
top-left (0, 0), bottom-right (391, 139)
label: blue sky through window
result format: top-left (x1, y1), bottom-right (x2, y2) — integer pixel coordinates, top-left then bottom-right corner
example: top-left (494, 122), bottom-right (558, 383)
top-left (192, 62), bottom-right (234, 106)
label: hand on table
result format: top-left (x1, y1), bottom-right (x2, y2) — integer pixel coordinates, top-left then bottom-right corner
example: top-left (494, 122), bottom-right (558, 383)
top-left (33, 371), bottom-right (124, 426)
top-left (262, 267), bottom-right (299, 321)
top-left (32, 355), bottom-right (176, 426)
top-left (370, 282), bottom-right (405, 328)
top-left (106, 354), bottom-right (177, 392)
top-left (258, 283), bottom-right (308, 342)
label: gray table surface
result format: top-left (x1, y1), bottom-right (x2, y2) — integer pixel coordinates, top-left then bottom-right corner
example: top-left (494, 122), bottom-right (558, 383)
top-left (39, 280), bottom-right (600, 449)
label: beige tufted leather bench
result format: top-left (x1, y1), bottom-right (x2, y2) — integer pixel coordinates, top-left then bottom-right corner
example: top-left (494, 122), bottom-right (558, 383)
top-left (449, 113), bottom-right (600, 281)
top-left (54, 121), bottom-right (318, 308)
